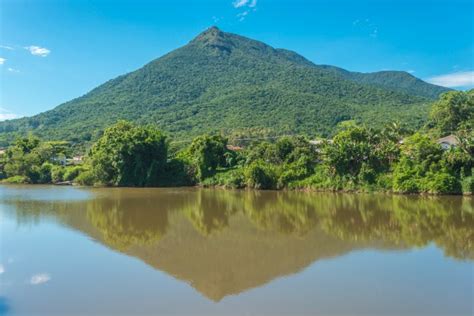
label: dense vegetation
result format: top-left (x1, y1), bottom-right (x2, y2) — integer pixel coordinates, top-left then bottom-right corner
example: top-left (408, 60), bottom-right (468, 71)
top-left (0, 27), bottom-right (449, 146)
top-left (1, 90), bottom-right (472, 195)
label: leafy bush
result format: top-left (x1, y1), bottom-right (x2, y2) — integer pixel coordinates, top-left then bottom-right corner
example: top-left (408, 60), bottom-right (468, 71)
top-left (244, 161), bottom-right (277, 189)
top-left (2, 175), bottom-right (28, 184)
top-left (181, 135), bottom-right (228, 181)
top-left (51, 166), bottom-right (65, 183)
top-left (36, 163), bottom-right (53, 184)
top-left (393, 133), bottom-right (445, 193)
top-left (461, 176), bottom-right (473, 194)
top-left (202, 168), bottom-right (245, 188)
top-left (64, 166), bottom-right (86, 181)
top-left (75, 170), bottom-right (95, 186)
top-left (278, 156), bottom-right (314, 188)
top-left (423, 171), bottom-right (461, 194)
top-left (160, 158), bottom-right (195, 186)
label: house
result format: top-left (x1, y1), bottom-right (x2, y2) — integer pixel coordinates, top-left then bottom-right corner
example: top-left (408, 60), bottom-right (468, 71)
top-left (437, 135), bottom-right (459, 150)
top-left (51, 155), bottom-right (67, 166)
top-left (309, 139), bottom-right (333, 146)
top-left (309, 140), bottom-right (323, 146)
top-left (226, 145), bottom-right (243, 151)
top-left (66, 156), bottom-right (84, 165)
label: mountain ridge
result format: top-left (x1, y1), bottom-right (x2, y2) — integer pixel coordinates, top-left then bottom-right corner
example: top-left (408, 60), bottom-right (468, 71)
top-left (0, 26), bottom-right (450, 145)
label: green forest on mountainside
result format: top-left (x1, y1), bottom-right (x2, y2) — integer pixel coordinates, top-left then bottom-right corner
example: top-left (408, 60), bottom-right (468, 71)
top-left (2, 90), bottom-right (472, 195)
top-left (0, 27), bottom-right (449, 146)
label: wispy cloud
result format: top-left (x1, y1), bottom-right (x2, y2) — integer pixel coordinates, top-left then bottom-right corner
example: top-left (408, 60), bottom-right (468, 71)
top-left (25, 45), bottom-right (51, 57)
top-left (0, 45), bottom-right (13, 50)
top-left (30, 273), bottom-right (51, 285)
top-left (232, 0), bottom-right (257, 21)
top-left (7, 67), bottom-right (20, 73)
top-left (0, 114), bottom-right (19, 121)
top-left (0, 107), bottom-right (20, 121)
top-left (233, 0), bottom-right (248, 8)
top-left (233, 0), bottom-right (256, 8)
top-left (0, 57), bottom-right (5, 65)
top-left (237, 11), bottom-right (249, 21)
top-left (0, 264), bottom-right (4, 274)
top-left (427, 71), bottom-right (474, 87)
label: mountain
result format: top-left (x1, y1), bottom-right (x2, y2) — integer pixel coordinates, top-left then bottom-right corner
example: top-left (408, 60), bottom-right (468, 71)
top-left (319, 66), bottom-right (448, 99)
top-left (0, 26), bottom-right (449, 145)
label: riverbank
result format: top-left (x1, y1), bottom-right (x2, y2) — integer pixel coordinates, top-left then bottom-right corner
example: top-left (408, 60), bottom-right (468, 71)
top-left (2, 181), bottom-right (472, 196)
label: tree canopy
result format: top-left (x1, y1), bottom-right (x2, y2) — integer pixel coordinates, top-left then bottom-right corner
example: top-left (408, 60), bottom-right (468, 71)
top-left (88, 121), bottom-right (167, 186)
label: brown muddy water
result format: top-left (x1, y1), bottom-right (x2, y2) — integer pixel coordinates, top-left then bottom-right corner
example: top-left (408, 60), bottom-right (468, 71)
top-left (0, 185), bottom-right (472, 315)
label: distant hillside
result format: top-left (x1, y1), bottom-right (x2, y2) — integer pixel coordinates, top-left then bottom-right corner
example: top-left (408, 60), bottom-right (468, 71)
top-left (319, 66), bottom-right (449, 99)
top-left (0, 27), bottom-right (450, 145)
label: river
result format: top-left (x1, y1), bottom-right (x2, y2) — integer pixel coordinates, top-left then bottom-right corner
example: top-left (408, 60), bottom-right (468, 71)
top-left (0, 185), bottom-right (472, 315)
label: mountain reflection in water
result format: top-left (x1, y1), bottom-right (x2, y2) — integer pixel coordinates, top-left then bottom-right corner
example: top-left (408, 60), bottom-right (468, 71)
top-left (3, 187), bottom-right (473, 301)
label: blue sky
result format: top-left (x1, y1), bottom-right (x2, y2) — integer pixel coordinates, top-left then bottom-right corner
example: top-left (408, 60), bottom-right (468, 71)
top-left (0, 0), bottom-right (473, 120)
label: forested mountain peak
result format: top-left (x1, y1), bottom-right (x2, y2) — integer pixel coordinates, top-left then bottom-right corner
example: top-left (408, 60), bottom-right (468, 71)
top-left (0, 27), bottom-right (450, 145)
top-left (191, 27), bottom-right (237, 54)
top-left (192, 26), bottom-right (224, 42)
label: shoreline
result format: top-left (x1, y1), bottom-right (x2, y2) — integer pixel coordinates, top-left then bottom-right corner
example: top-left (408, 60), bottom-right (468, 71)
top-left (1, 182), bottom-right (471, 197)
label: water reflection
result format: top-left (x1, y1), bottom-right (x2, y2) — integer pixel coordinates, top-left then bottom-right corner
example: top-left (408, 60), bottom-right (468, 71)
top-left (2, 187), bottom-right (473, 301)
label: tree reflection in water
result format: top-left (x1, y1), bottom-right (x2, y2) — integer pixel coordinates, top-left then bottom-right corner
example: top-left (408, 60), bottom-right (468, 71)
top-left (5, 188), bottom-right (473, 300)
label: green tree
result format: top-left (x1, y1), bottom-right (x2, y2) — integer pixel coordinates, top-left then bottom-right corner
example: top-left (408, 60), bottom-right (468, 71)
top-left (244, 160), bottom-right (277, 189)
top-left (323, 125), bottom-right (398, 184)
top-left (88, 121), bottom-right (168, 186)
top-left (393, 133), bottom-right (460, 193)
top-left (2, 136), bottom-right (69, 183)
top-left (183, 135), bottom-right (228, 181)
top-left (429, 90), bottom-right (474, 135)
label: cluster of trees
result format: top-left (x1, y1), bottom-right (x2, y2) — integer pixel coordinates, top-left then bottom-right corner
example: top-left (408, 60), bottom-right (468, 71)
top-left (1, 90), bottom-right (472, 194)
top-left (0, 136), bottom-right (85, 184)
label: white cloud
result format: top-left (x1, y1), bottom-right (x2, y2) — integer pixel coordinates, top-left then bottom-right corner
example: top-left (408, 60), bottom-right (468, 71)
top-left (0, 45), bottom-right (13, 50)
top-left (0, 57), bottom-right (5, 65)
top-left (233, 0), bottom-right (257, 21)
top-left (25, 45), bottom-right (50, 57)
top-left (427, 71), bottom-right (474, 88)
top-left (30, 273), bottom-right (51, 285)
top-left (0, 264), bottom-right (4, 274)
top-left (0, 107), bottom-right (20, 121)
top-left (7, 67), bottom-right (20, 73)
top-left (233, 0), bottom-right (257, 8)
top-left (0, 114), bottom-right (19, 121)
top-left (233, 0), bottom-right (249, 8)
top-left (238, 10), bottom-right (249, 21)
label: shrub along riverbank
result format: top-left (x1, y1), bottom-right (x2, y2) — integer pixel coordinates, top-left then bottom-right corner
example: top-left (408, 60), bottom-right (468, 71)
top-left (1, 90), bottom-right (473, 195)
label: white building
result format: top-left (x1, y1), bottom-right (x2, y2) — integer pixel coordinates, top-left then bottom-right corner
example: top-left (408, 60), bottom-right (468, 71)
top-left (437, 135), bottom-right (459, 150)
